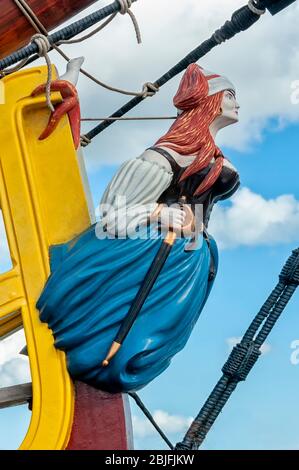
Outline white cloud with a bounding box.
[132,410,193,438]
[0,358,31,388]
[226,336,271,355]
[209,187,299,249]
[0,210,12,272]
[47,0,299,167]
[93,186,299,250]
[0,331,30,388]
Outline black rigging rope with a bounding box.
[175,248,299,450]
[0,1,295,146]
[82,0,266,144]
[126,249,299,450]
[0,0,296,452]
[80,0,296,145]
[0,0,138,71]
[128,392,174,450]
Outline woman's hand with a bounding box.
[159,206,186,230]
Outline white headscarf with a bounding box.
[200,67,236,96]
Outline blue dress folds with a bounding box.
[37,223,218,393]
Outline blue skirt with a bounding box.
[37,224,218,392]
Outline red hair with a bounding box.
[155,64,224,196]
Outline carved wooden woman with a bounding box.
[37,63,240,392]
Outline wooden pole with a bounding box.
[0,383,32,409]
[0,0,99,58]
[66,382,134,450]
[0,381,134,449]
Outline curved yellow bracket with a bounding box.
[0,66,91,449]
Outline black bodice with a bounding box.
[150,147,240,227]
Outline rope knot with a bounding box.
[222,341,261,381]
[141,82,159,98]
[31,33,54,112]
[213,27,228,45]
[31,33,51,56]
[116,0,141,44]
[80,134,91,148]
[117,0,133,15]
[247,0,266,16]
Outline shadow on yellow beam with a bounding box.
[0,65,92,449]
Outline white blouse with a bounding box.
[99,152,173,237]
[99,147,236,237]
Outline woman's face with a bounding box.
[221,90,240,123]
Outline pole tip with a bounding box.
[101,341,122,368]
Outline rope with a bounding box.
[7,0,157,99]
[4,0,151,98]
[175,248,299,450]
[57,0,141,46]
[80,134,91,147]
[247,0,266,15]
[118,0,133,13]
[81,0,271,145]
[74,69,158,98]
[13,0,45,32]
[117,0,142,44]
[141,82,160,98]
[56,13,117,46]
[51,46,158,98]
[81,116,176,121]
[30,34,54,112]
[0,57,29,78]
[0,0,47,79]
[81,115,173,142]
[128,392,174,450]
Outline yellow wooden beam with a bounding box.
[0,269,24,316]
[0,65,91,449]
[0,311,23,339]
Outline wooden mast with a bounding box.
[0,0,99,58]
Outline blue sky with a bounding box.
[1,122,298,451]
[82,123,299,450]
[0,0,299,450]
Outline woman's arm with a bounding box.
[98,151,174,237]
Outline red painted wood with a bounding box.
[66,381,134,450]
[0,0,99,58]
